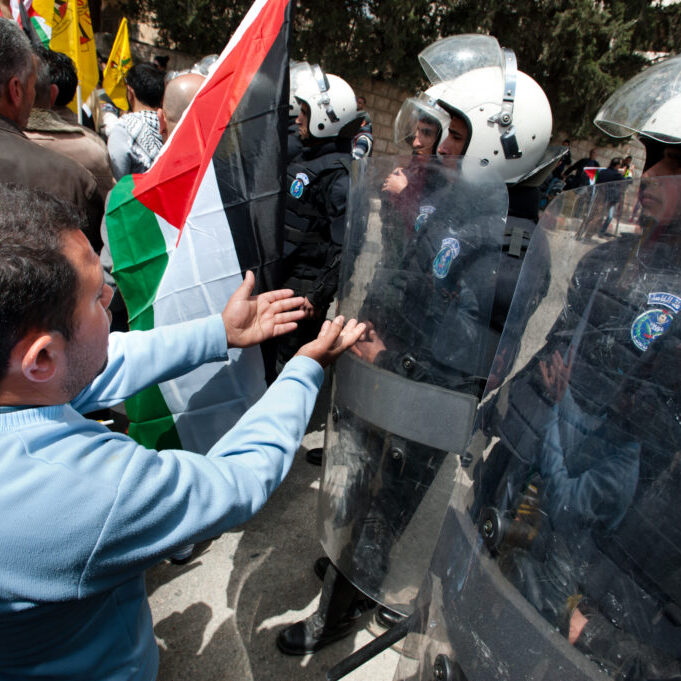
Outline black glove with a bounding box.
[577,604,681,681]
[499,533,581,634]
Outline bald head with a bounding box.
[159,73,205,141]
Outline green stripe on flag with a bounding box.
[106,175,182,450]
[32,19,49,48]
[107,175,170,331]
[127,388,183,450]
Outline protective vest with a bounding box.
[282,149,351,308]
[490,234,681,501]
[365,181,506,395]
[284,152,351,254]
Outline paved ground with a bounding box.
[146,375,401,681]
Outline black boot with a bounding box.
[276,612,356,655]
[305,447,323,465]
[313,556,331,581]
[277,563,373,655]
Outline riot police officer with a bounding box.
[413,54,681,681]
[277,34,560,657]
[277,66,364,372]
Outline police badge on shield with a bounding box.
[630,292,681,352]
[432,237,460,279]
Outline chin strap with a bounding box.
[311,64,339,123]
[488,48,522,160]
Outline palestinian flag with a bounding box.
[584,166,607,185]
[105,0,291,453]
[10,0,52,46]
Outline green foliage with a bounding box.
[116,0,676,137]
[426,0,648,137]
[116,0,252,55]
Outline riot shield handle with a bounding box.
[325,612,417,681]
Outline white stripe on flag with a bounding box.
[153,161,267,453]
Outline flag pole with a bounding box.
[77,84,83,124]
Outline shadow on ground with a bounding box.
[144,373,399,681]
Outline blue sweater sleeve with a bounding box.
[78,355,323,595]
[71,315,228,413]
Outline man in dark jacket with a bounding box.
[473,54,681,681]
[563,147,600,190]
[596,156,624,236]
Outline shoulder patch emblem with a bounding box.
[432,237,460,279]
[630,291,681,352]
[290,178,304,199]
[414,204,436,233]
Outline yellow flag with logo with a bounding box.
[102,18,132,111]
[49,0,99,111]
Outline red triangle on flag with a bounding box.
[132,0,290,234]
[583,167,606,184]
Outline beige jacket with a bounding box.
[0,116,104,251]
[25,108,115,200]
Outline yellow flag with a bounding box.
[49,0,99,112]
[102,18,132,111]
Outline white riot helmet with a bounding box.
[192,54,219,76]
[594,54,681,169]
[293,64,359,139]
[419,34,554,184]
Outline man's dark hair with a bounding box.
[40,49,78,107]
[609,157,622,169]
[32,45,53,108]
[0,184,83,381]
[125,63,165,108]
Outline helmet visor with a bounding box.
[418,34,505,85]
[594,55,681,143]
[290,61,316,95]
[393,96,450,151]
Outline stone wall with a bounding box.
[349,78,411,155]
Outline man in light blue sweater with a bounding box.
[0,183,364,680]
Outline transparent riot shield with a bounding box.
[395,176,681,681]
[318,155,508,613]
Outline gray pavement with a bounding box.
[146,375,401,681]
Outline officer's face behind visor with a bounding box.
[407,117,440,157]
[296,101,311,140]
[437,114,469,165]
[640,141,681,228]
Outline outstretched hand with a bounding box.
[539,349,573,404]
[296,316,366,368]
[350,321,386,364]
[382,167,408,196]
[222,271,306,348]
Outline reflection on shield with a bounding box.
[318,155,508,613]
[395,177,681,681]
